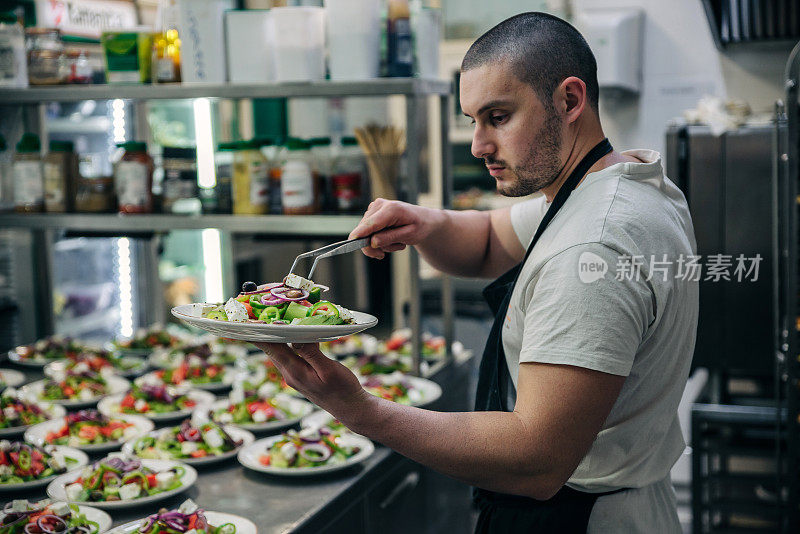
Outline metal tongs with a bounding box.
[288,236,371,280]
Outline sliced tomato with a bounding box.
[259,455,271,466]
[147,473,158,488]
[120,394,136,409]
[243,302,255,319]
[189,450,207,458]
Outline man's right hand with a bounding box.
[348,198,445,260]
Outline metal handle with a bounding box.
[378,471,420,510]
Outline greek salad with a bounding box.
[0,442,78,485]
[117,385,198,415]
[40,370,109,402]
[11,337,86,364]
[361,373,423,405]
[0,499,99,534]
[45,411,136,447]
[131,420,242,461]
[132,500,235,534]
[212,387,309,426]
[202,277,355,326]
[64,352,144,375]
[113,327,182,351]
[152,363,227,386]
[152,343,245,369]
[0,389,54,430]
[61,455,186,503]
[258,427,361,469]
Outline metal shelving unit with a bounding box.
[0,78,455,374]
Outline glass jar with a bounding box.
[232,140,269,215]
[61,49,92,84]
[13,133,43,212]
[26,28,65,85]
[0,12,27,88]
[44,140,79,212]
[330,136,366,213]
[162,146,199,213]
[213,142,235,214]
[76,177,115,213]
[114,141,154,213]
[281,138,317,215]
[309,137,333,212]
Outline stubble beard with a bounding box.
[494,110,564,197]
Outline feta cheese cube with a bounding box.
[99,367,116,379]
[139,373,162,387]
[68,436,81,447]
[118,482,140,500]
[257,382,278,399]
[381,371,405,387]
[284,274,315,292]
[298,427,321,442]
[35,340,48,351]
[0,465,12,476]
[181,441,198,455]
[106,452,127,460]
[134,399,148,412]
[51,502,71,516]
[78,388,94,400]
[155,471,175,490]
[2,387,17,399]
[224,298,249,323]
[179,499,198,514]
[216,412,233,423]
[2,407,15,420]
[229,388,245,404]
[0,440,10,452]
[48,452,66,471]
[65,482,83,501]
[187,355,202,367]
[12,500,29,512]
[280,442,297,462]
[335,305,354,322]
[203,429,223,448]
[408,389,424,404]
[71,362,89,375]
[251,410,267,423]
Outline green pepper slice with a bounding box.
[249,294,267,312]
[310,301,339,317]
[258,306,282,323]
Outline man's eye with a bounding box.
[491,114,508,125]
[470,118,476,125]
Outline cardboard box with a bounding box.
[101,30,153,84]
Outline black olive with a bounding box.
[242,281,257,292]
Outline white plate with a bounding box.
[0,402,66,438]
[0,503,112,533]
[106,511,256,534]
[7,349,62,368]
[47,459,197,510]
[97,390,216,423]
[25,414,155,454]
[0,368,26,389]
[44,358,149,380]
[208,397,315,433]
[365,375,443,408]
[172,303,378,343]
[122,425,255,466]
[0,445,89,491]
[134,368,236,394]
[238,433,374,476]
[300,410,352,434]
[20,376,131,408]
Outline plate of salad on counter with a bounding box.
[300,411,352,437]
[97,384,215,423]
[134,363,237,394]
[47,454,197,510]
[148,342,247,369]
[25,410,153,454]
[0,388,66,438]
[45,353,149,380]
[109,326,186,358]
[122,419,254,466]
[8,337,89,368]
[208,386,314,433]
[0,499,111,534]
[238,427,374,476]
[105,499,255,534]
[0,441,89,491]
[171,276,378,343]
[359,372,442,407]
[20,370,130,409]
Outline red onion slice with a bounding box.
[299,443,332,462]
[36,515,66,534]
[260,295,284,307]
[270,287,310,302]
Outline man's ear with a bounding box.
[555,76,588,125]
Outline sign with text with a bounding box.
[36,0,138,39]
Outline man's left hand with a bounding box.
[252,343,372,426]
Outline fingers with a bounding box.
[253,343,312,384]
[370,225,418,249]
[348,199,389,240]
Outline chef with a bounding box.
[257,12,698,533]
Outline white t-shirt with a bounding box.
[503,150,698,533]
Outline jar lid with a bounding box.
[309,137,331,146]
[16,133,41,153]
[117,141,147,153]
[342,136,358,146]
[0,12,18,24]
[163,146,196,159]
[285,137,310,151]
[49,140,74,152]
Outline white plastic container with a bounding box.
[0,13,27,87]
[324,0,380,80]
[177,0,233,83]
[270,7,326,83]
[225,9,276,84]
[413,7,440,79]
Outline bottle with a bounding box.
[114,141,154,214]
[281,138,317,215]
[266,140,285,215]
[331,136,366,213]
[0,12,27,87]
[44,140,79,212]
[13,133,44,213]
[213,142,235,214]
[387,0,412,77]
[309,137,332,212]
[232,140,269,215]
[62,49,92,84]
[161,146,199,213]
[151,0,181,84]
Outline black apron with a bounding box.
[473,138,623,534]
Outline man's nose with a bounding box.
[471,126,496,159]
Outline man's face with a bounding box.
[460,62,564,197]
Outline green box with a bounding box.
[101,31,153,84]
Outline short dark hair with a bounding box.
[461,12,600,111]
